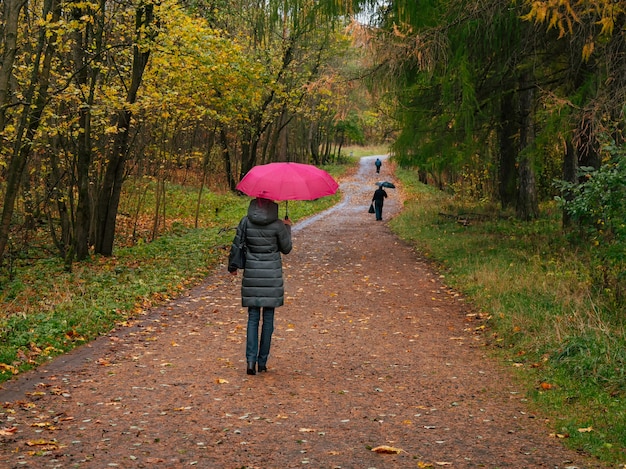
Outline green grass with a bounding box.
[342,144,390,158]
[389,167,626,465]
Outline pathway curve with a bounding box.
[0,156,605,468]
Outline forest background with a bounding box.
[0,0,625,465]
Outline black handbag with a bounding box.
[228,217,248,272]
[368,203,375,214]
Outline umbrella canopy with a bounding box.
[236,162,339,201]
[376,181,396,188]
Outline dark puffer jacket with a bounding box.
[234,198,292,308]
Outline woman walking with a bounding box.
[372,185,388,221]
[228,198,292,375]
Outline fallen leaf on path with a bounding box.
[299,428,315,432]
[371,445,404,454]
[30,422,56,430]
[216,378,229,384]
[25,439,58,447]
[435,462,453,466]
[0,427,17,436]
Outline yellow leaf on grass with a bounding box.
[371,445,404,454]
[0,363,18,374]
[578,426,593,433]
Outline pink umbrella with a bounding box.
[236,162,339,218]
[236,162,338,201]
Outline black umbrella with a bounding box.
[376,181,395,188]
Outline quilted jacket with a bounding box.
[235,198,292,307]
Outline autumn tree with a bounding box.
[0,0,61,262]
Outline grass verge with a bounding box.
[389,167,626,465]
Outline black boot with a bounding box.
[246,362,256,375]
[258,365,267,372]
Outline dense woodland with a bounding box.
[0,0,624,300]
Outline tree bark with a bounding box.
[515,74,538,221]
[72,0,105,261]
[561,138,577,228]
[220,127,237,191]
[498,91,518,209]
[0,0,27,131]
[94,1,154,256]
[0,0,59,262]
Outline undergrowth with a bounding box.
[389,167,626,465]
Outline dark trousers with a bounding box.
[374,201,383,220]
[246,307,275,365]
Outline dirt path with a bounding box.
[0,157,606,468]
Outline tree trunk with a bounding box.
[94,1,154,256]
[498,91,517,209]
[561,139,577,228]
[0,0,58,262]
[220,127,237,191]
[308,121,320,165]
[72,0,104,261]
[195,130,215,228]
[515,74,538,221]
[0,0,27,131]
[46,140,73,259]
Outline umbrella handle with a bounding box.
[284,200,289,220]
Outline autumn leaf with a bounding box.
[578,426,593,433]
[0,427,18,436]
[0,363,18,374]
[371,445,404,454]
[26,439,58,447]
[30,422,55,429]
[539,382,554,390]
[216,378,229,384]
